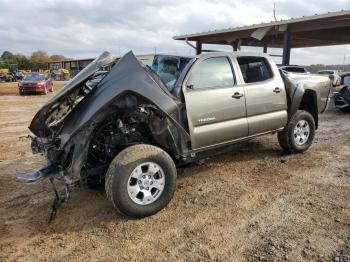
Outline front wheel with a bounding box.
[105,144,177,218]
[278,110,315,153]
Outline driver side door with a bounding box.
[183,55,248,150]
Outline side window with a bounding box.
[190,56,235,89]
[237,57,273,83]
[343,75,350,86]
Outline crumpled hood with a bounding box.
[29,51,185,148]
[29,51,116,136]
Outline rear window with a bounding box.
[237,57,273,83]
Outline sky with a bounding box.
[0,0,349,65]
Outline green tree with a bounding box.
[14,54,30,70]
[30,50,50,70]
[1,51,15,65]
[1,51,14,61]
[0,58,5,68]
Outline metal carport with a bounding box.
[173,10,350,65]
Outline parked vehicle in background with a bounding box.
[18,73,53,95]
[50,67,70,81]
[14,72,24,81]
[0,72,15,82]
[317,70,341,86]
[280,65,310,74]
[17,51,331,220]
[334,72,350,111]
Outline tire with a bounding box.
[278,110,315,153]
[105,144,177,218]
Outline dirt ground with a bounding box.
[0,81,349,262]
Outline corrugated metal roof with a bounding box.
[173,9,350,40]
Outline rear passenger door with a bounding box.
[183,55,248,150]
[236,56,288,135]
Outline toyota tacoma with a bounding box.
[17,51,331,220]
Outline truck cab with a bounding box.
[180,52,288,150]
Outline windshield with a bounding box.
[151,55,192,91]
[23,73,46,81]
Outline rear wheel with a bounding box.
[105,144,177,218]
[278,110,315,153]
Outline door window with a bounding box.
[237,57,273,83]
[190,56,235,89]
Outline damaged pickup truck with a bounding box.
[17,51,331,220]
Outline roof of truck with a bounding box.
[195,51,270,59]
[136,53,193,58]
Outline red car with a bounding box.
[18,73,53,95]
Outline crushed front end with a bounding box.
[16,51,190,221]
[17,52,116,185]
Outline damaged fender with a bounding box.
[57,51,189,148]
[20,51,190,183]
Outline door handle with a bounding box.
[273,87,282,93]
[232,92,244,99]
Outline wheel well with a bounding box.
[81,95,180,183]
[299,90,318,129]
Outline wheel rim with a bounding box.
[127,162,165,205]
[293,120,310,146]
